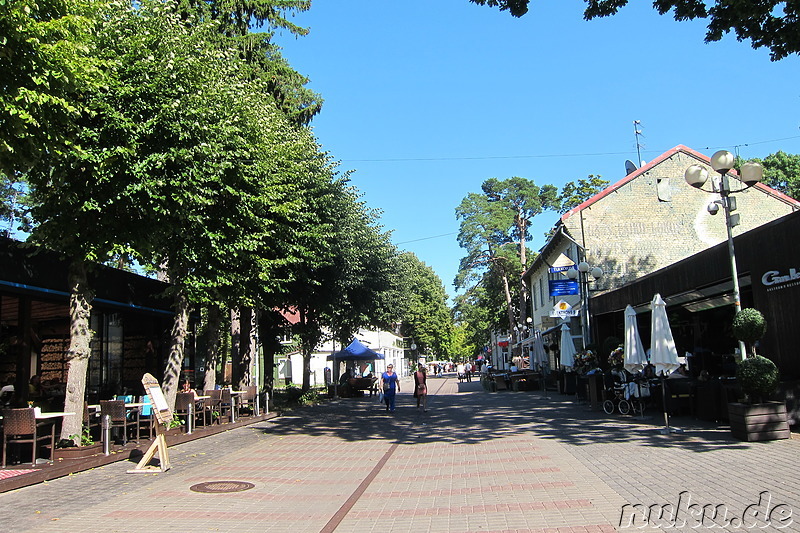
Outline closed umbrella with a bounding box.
[532,330,547,369]
[649,294,680,375]
[623,305,647,374]
[624,304,648,419]
[650,293,682,434]
[559,322,577,370]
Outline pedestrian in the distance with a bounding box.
[414,364,428,412]
[380,364,400,413]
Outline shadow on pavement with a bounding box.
[258,379,755,454]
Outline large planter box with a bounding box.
[53,442,104,461]
[728,401,790,442]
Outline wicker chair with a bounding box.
[136,398,156,440]
[220,388,235,422]
[237,386,258,416]
[99,400,137,444]
[203,390,222,424]
[1,408,56,467]
[174,392,201,431]
[83,401,102,443]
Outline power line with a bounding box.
[341,135,800,163]
[395,232,457,245]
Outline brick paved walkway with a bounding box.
[2,375,798,532]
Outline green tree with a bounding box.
[395,252,454,359]
[469,0,800,60]
[0,0,107,175]
[558,175,609,213]
[174,0,323,125]
[455,177,557,351]
[750,151,800,201]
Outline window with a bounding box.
[657,177,672,201]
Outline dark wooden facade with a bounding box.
[0,238,185,405]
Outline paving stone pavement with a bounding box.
[1,375,798,533]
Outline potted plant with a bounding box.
[162,416,184,437]
[53,426,102,460]
[727,309,790,441]
[732,308,767,358]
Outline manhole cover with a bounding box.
[190,481,255,493]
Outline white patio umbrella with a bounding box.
[649,294,680,375]
[532,330,547,369]
[623,305,647,374]
[559,322,577,370]
[650,293,682,434]
[532,330,549,397]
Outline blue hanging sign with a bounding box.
[548,265,575,273]
[549,279,579,296]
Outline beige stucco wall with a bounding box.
[562,150,798,290]
[525,147,799,340]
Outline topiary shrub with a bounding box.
[732,308,767,357]
[736,355,779,403]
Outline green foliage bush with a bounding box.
[732,308,767,345]
[736,355,779,402]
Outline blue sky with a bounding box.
[273,0,800,297]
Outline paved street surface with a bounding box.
[1,376,798,532]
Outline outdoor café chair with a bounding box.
[203,390,222,424]
[220,388,235,422]
[237,386,258,416]
[175,392,204,430]
[83,401,101,442]
[1,408,56,467]
[136,397,155,440]
[99,400,137,445]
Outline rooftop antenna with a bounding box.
[633,120,645,166]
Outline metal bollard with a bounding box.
[254,394,260,417]
[186,403,193,434]
[102,414,111,456]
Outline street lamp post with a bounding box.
[566,262,603,347]
[685,150,764,360]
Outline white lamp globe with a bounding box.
[684,165,708,188]
[740,161,764,186]
[590,266,603,279]
[710,150,735,173]
[566,268,578,279]
[577,261,590,273]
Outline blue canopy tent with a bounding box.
[328,338,384,398]
[327,337,385,362]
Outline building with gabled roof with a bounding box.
[523,145,800,361]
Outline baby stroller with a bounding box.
[602,373,632,415]
[602,370,650,415]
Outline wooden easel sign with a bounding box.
[128,373,173,473]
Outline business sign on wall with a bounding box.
[761,269,800,292]
[549,279,579,296]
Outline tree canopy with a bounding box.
[469,0,800,60]
[751,151,800,201]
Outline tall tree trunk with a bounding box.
[299,308,312,392]
[500,268,515,341]
[230,306,241,386]
[162,288,189,410]
[236,306,254,390]
[517,216,528,356]
[202,303,222,392]
[60,259,93,443]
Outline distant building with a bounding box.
[285,328,406,387]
